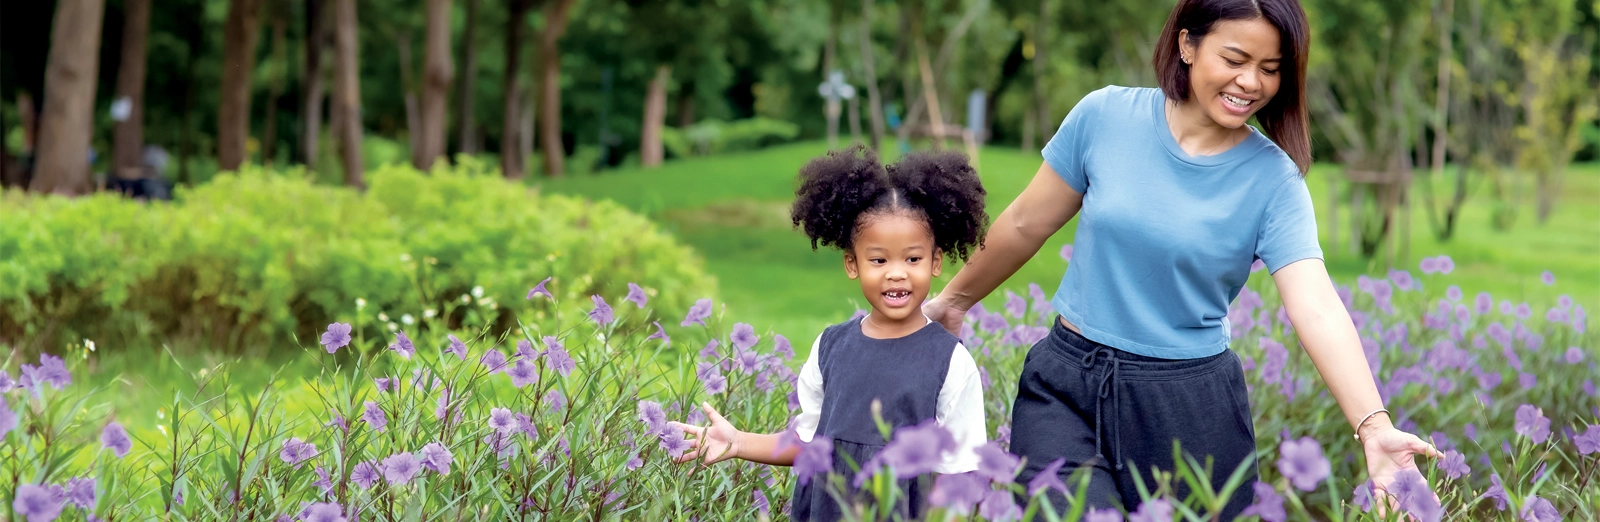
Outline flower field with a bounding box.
[2,254,1595,521]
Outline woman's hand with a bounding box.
[1363,423,1444,508]
[923,294,970,336]
[670,402,742,466]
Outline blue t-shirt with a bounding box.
[1044,86,1321,359]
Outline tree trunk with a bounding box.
[112,0,151,181]
[520,81,535,170]
[398,33,422,167]
[302,0,327,166]
[333,0,364,187]
[538,0,577,177]
[417,0,453,170]
[219,0,263,172]
[1032,0,1052,139]
[641,65,670,168]
[261,15,287,166]
[823,6,839,148]
[31,0,106,195]
[501,0,529,179]
[676,81,696,128]
[454,0,479,155]
[859,0,885,151]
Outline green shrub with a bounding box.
[662,117,801,159]
[0,160,715,354]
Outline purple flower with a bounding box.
[1060,243,1074,261]
[389,331,415,359]
[682,298,714,327]
[446,334,468,360]
[973,442,1021,483]
[794,436,834,486]
[489,408,519,434]
[13,484,65,522]
[373,377,393,393]
[1482,473,1509,511]
[1419,257,1439,274]
[63,477,94,510]
[625,453,644,470]
[419,442,452,475]
[703,374,727,395]
[20,353,72,391]
[588,295,614,326]
[877,419,956,479]
[1390,469,1441,522]
[1085,509,1124,522]
[0,397,15,441]
[382,452,422,485]
[1522,496,1559,522]
[1240,481,1286,522]
[637,401,667,430]
[1352,481,1375,512]
[1436,255,1454,274]
[647,321,669,342]
[1027,457,1068,496]
[507,360,539,388]
[1475,292,1493,315]
[1514,404,1551,443]
[526,277,553,300]
[751,488,770,515]
[481,349,508,373]
[1128,499,1174,522]
[1567,347,1585,364]
[979,311,1009,334]
[978,490,1022,522]
[773,335,794,359]
[698,339,720,360]
[1250,258,1266,273]
[312,465,334,495]
[321,323,352,353]
[301,502,347,522]
[361,401,387,432]
[625,283,648,308]
[542,338,575,377]
[1277,436,1331,491]
[928,472,987,514]
[1540,270,1555,285]
[351,461,380,489]
[1389,269,1415,291]
[1004,290,1027,318]
[658,426,692,458]
[1574,425,1600,455]
[1437,450,1468,479]
[545,390,567,412]
[279,438,319,467]
[101,422,132,458]
[731,323,759,350]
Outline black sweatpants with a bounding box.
[1010,318,1259,519]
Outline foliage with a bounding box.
[2,259,1596,520]
[0,160,714,354]
[660,117,802,159]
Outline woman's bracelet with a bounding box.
[1353,408,1390,443]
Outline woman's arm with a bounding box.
[1273,259,1443,488]
[927,161,1084,333]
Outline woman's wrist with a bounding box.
[1356,411,1393,443]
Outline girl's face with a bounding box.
[844,212,942,335]
[1180,17,1283,130]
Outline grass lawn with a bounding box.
[539,141,1600,348]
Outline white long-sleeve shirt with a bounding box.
[791,321,988,474]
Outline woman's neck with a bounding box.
[1166,99,1248,157]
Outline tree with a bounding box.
[501,0,531,179]
[261,8,289,165]
[640,64,670,167]
[859,0,887,151]
[536,0,578,177]
[112,0,152,181]
[302,0,329,166]
[416,0,454,170]
[30,0,106,195]
[454,0,481,154]
[219,0,264,172]
[333,0,364,187]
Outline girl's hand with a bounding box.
[670,402,742,466]
[923,294,969,336]
[1363,425,1444,510]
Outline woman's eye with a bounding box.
[1262,68,1279,75]
[1224,59,1243,67]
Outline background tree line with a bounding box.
[1,0,1596,258]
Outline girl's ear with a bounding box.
[843,251,860,280]
[931,247,943,277]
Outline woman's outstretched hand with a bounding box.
[669,402,742,466]
[1363,424,1445,511]
[923,294,969,336]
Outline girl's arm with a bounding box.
[670,403,801,466]
[926,162,1083,333]
[1273,259,1443,490]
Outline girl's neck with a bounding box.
[1166,98,1248,156]
[860,311,929,340]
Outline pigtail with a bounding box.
[790,145,890,253]
[887,150,989,263]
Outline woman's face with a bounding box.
[1180,17,1283,129]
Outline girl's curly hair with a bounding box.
[790,146,989,262]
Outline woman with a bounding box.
[922,0,1441,517]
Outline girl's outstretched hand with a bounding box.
[670,402,742,466]
[923,294,969,336]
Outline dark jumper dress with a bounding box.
[790,317,960,521]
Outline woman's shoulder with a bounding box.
[1077,85,1161,112]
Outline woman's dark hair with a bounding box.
[790,146,988,262]
[1152,0,1312,175]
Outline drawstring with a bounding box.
[1081,347,1124,471]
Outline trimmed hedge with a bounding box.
[0,159,715,353]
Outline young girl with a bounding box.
[670,147,991,520]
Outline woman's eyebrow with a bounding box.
[1222,45,1282,63]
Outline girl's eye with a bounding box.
[907,257,922,263]
[870,259,886,265]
